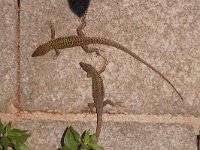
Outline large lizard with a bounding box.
[79,59,116,142]
[32,16,183,101]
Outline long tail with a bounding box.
[87,37,183,101]
[96,113,102,142]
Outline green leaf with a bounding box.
[69,126,81,143]
[88,143,104,150]
[63,127,78,149]
[0,136,9,149]
[13,144,21,150]
[60,146,76,150]
[0,120,5,134]
[5,122,12,132]
[8,133,31,144]
[83,130,90,143]
[14,143,29,150]
[7,129,27,136]
[6,128,30,144]
[7,128,30,139]
[89,134,97,144]
[83,130,97,144]
[64,127,74,145]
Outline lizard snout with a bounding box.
[32,46,47,57]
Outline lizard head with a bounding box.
[79,62,93,72]
[79,62,96,77]
[32,45,48,57]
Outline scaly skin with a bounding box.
[32,35,183,101]
[79,62,104,142]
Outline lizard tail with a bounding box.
[96,113,102,142]
[87,37,183,101]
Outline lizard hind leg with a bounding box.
[103,99,116,107]
[81,45,101,56]
[85,100,117,114]
[82,103,96,116]
[88,102,96,113]
[47,21,60,58]
[82,102,95,118]
[77,13,87,37]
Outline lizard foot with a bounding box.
[53,50,60,60]
[47,20,60,59]
[82,106,94,118]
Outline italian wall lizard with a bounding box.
[32,16,183,101]
[79,59,116,142]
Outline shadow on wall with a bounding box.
[68,0,90,17]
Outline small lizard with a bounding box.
[79,60,116,142]
[32,16,183,101]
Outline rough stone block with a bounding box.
[21,0,200,115]
[0,0,17,112]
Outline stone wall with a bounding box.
[0,0,199,149]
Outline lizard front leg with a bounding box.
[98,53,108,74]
[47,21,60,58]
[77,14,105,55]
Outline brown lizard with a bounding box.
[79,59,116,142]
[32,16,183,101]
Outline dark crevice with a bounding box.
[197,133,200,150]
[15,0,21,110]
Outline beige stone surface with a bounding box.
[14,120,195,150]
[21,0,200,115]
[0,0,200,149]
[0,0,17,112]
[101,122,196,150]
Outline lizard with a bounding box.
[32,15,183,101]
[79,59,116,142]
